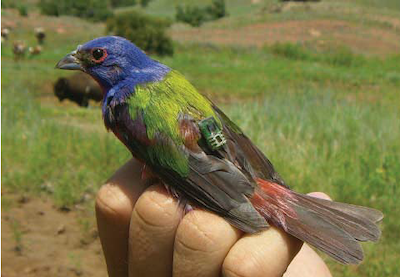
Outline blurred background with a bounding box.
[1,0,399,276]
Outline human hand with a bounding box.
[96,158,332,277]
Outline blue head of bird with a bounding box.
[56,36,170,93]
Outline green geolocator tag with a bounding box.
[198,117,227,150]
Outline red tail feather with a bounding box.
[251,178,297,231]
[251,178,382,264]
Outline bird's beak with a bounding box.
[55,52,83,70]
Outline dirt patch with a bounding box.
[171,19,400,55]
[1,192,107,277]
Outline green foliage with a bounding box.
[140,0,152,8]
[325,46,365,67]
[206,0,227,20]
[18,5,28,17]
[175,0,227,27]
[110,0,136,8]
[38,0,112,22]
[38,0,59,16]
[270,43,310,61]
[106,10,173,56]
[175,5,206,27]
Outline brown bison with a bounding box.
[54,72,103,107]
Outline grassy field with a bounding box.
[2,1,400,276]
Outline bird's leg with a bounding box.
[183,203,194,214]
[141,163,158,180]
[176,196,195,218]
[162,183,195,216]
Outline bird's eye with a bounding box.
[91,48,107,62]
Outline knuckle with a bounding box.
[133,188,179,229]
[223,267,247,277]
[175,212,228,254]
[95,183,132,218]
[223,254,263,277]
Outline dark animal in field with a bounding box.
[13,41,26,61]
[34,27,46,44]
[29,45,42,56]
[54,73,103,107]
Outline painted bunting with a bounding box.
[56,36,382,264]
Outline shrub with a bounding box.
[38,0,112,22]
[175,0,227,27]
[206,0,227,20]
[106,10,174,56]
[38,0,59,16]
[18,5,28,17]
[140,0,152,8]
[110,0,136,8]
[176,5,206,27]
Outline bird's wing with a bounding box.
[110,103,268,233]
[176,113,269,232]
[211,103,288,188]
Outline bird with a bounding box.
[56,36,382,264]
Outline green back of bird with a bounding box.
[127,70,219,176]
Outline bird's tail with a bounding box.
[251,178,383,264]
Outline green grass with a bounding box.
[1,77,130,206]
[354,0,400,11]
[225,94,400,276]
[161,43,400,103]
[2,1,400,276]
[10,219,24,253]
